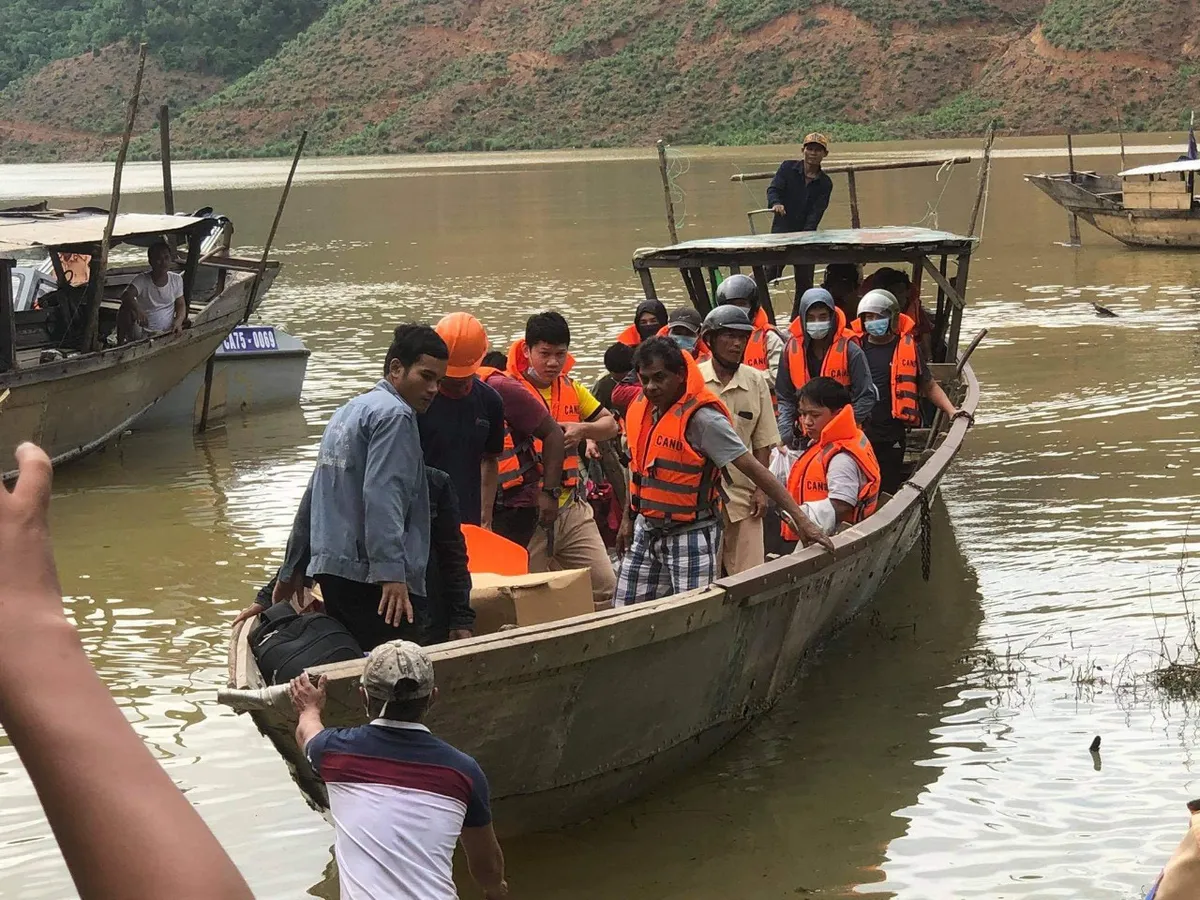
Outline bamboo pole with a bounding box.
[730,155,972,182]
[159,104,175,215]
[966,123,995,238]
[243,131,305,324]
[200,131,307,432]
[847,168,861,228]
[1064,132,1081,247]
[656,140,679,244]
[1116,112,1127,172]
[86,42,148,353]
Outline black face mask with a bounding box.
[637,322,661,340]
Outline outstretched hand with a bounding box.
[0,443,61,636]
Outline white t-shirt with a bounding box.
[130,271,183,332]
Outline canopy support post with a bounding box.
[751,266,776,326]
[0,258,16,373]
[86,42,147,353]
[656,140,679,244]
[847,168,861,228]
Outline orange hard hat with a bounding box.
[436,312,488,378]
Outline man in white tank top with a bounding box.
[117,241,186,343]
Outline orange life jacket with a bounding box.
[477,366,542,498]
[783,307,852,389]
[742,307,776,371]
[782,404,881,540]
[616,324,641,347]
[655,324,711,363]
[506,340,581,491]
[626,354,731,525]
[850,313,921,426]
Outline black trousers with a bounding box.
[316,574,427,651]
[869,432,908,496]
[492,505,540,549]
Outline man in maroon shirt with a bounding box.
[477,340,567,548]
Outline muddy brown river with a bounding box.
[2,134,1199,898]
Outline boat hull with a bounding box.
[132,326,309,431]
[225,363,978,836]
[1078,209,1200,248]
[0,268,276,479]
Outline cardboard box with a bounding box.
[470,568,593,635]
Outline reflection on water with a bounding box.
[1,137,1199,898]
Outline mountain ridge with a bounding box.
[0,0,1196,163]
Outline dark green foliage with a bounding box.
[0,0,339,90]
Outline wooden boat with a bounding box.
[1026,159,1200,248]
[0,208,279,477]
[219,226,981,837]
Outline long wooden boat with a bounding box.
[0,209,279,477]
[1026,158,1200,248]
[220,226,980,837]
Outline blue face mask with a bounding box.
[864,318,891,337]
[672,334,698,353]
[805,320,833,340]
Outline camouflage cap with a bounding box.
[803,132,830,151]
[361,640,435,702]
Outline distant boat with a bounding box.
[1026,158,1200,249]
[0,207,281,478]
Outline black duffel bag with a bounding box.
[249,602,364,685]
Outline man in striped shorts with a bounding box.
[613,336,832,606]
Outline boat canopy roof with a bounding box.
[1118,159,1200,178]
[633,226,976,269]
[0,210,213,254]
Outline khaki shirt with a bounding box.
[698,359,781,523]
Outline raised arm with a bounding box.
[0,444,254,900]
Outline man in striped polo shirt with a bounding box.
[289,642,507,900]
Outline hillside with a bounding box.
[1,0,1199,162]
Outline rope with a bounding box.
[665,146,690,231]
[912,158,958,231]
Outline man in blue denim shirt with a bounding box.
[274,324,449,650]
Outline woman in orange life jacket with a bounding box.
[613,337,833,607]
[776,287,875,448]
[852,289,972,495]
[508,311,621,609]
[711,273,785,376]
[782,377,882,541]
[614,299,668,347]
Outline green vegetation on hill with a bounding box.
[0,0,338,90]
[3,0,1199,162]
[1040,0,1160,51]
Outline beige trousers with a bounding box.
[720,512,765,576]
[527,497,616,610]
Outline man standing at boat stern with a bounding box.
[290,642,508,900]
[767,132,834,305]
[698,306,780,575]
[276,324,449,650]
[614,337,832,606]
